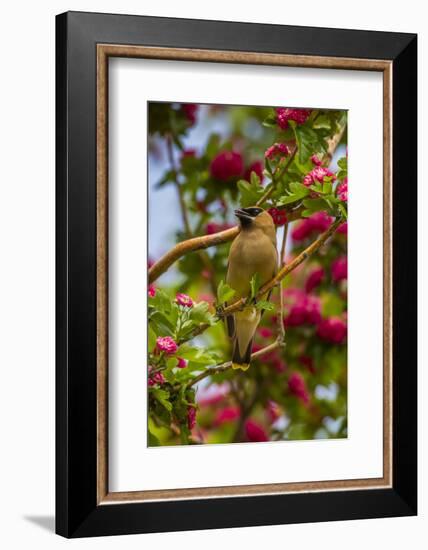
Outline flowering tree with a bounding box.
[148,103,348,445]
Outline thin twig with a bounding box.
[166,135,192,235]
[278,223,289,339]
[188,339,284,387]
[219,218,342,317]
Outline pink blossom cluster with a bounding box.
[175,292,193,308]
[148,367,166,387]
[268,207,288,227]
[316,317,347,344]
[331,256,348,282]
[337,177,348,201]
[148,284,156,297]
[156,336,178,354]
[265,142,290,160]
[176,357,188,369]
[291,212,333,242]
[244,419,268,442]
[210,151,243,181]
[214,406,240,426]
[305,267,325,293]
[276,107,311,130]
[303,166,336,188]
[181,103,198,125]
[311,154,322,166]
[283,288,322,327]
[288,372,310,404]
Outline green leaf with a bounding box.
[277,181,309,206]
[255,300,275,312]
[337,157,347,170]
[151,388,172,412]
[250,273,261,300]
[237,178,264,207]
[189,301,214,324]
[313,114,331,130]
[262,114,277,128]
[217,280,236,304]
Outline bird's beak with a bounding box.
[234,208,253,223]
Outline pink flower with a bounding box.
[245,419,269,442]
[210,151,243,181]
[258,326,274,339]
[303,166,336,188]
[337,222,348,235]
[148,368,166,387]
[148,284,156,297]
[156,336,178,354]
[205,222,233,235]
[214,406,240,426]
[175,293,193,308]
[291,212,333,242]
[182,103,198,125]
[176,357,188,369]
[283,289,321,327]
[268,207,288,226]
[305,267,325,293]
[266,400,281,423]
[288,372,310,404]
[337,177,348,201]
[317,317,347,344]
[331,257,348,282]
[265,142,290,160]
[276,108,311,130]
[311,154,322,166]
[187,406,197,430]
[244,160,264,182]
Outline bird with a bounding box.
[225,206,278,371]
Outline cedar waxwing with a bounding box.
[226,206,278,370]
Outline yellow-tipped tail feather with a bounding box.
[232,362,250,371]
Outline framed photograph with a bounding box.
[56,11,417,538]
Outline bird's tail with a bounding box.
[231,338,253,371]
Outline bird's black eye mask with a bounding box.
[234,207,263,227]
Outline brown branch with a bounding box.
[220,218,342,317]
[188,339,284,388]
[148,207,306,284]
[149,226,239,283]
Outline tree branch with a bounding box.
[188,339,284,388]
[219,218,342,317]
[148,208,307,284]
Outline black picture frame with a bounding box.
[56,11,417,538]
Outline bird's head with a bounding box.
[234,206,272,228]
[234,206,276,243]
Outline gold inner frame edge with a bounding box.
[96,44,393,504]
